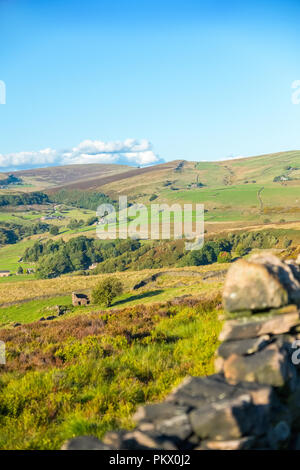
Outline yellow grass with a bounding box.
[0,264,226,305]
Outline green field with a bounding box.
[0,239,36,272]
[0,205,98,273]
[0,295,71,325]
[0,296,221,449]
[1,152,300,449]
[0,274,223,326]
[165,183,300,207]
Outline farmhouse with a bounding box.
[72,292,90,306]
[0,270,10,277]
[89,263,98,270]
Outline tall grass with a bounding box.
[0,297,222,449]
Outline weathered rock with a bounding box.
[223,255,300,312]
[285,260,300,283]
[214,356,224,373]
[133,403,191,441]
[287,381,300,428]
[55,305,67,316]
[122,430,177,450]
[165,375,237,408]
[217,335,270,359]
[267,421,290,449]
[223,344,290,387]
[165,374,274,415]
[189,394,254,440]
[133,403,188,423]
[223,258,289,312]
[102,431,125,449]
[199,436,255,450]
[236,382,274,406]
[61,436,111,450]
[156,413,192,441]
[219,310,300,341]
[139,422,156,432]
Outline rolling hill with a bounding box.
[73,150,300,230]
[3,149,300,191]
[2,150,300,231]
[8,163,132,191]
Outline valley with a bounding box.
[1,150,300,449]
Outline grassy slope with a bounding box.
[0,296,221,449]
[2,151,300,449]
[4,163,131,192]
[98,151,300,226]
[0,276,224,326]
[0,239,37,272]
[0,263,225,305]
[3,151,300,234]
[0,205,97,272]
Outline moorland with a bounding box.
[1,150,300,448]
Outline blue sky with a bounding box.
[1,0,300,169]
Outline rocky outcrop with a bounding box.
[61,255,300,450]
[223,254,300,312]
[39,305,68,322]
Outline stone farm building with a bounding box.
[0,270,10,278]
[89,263,98,270]
[72,292,90,306]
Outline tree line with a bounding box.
[0,192,50,207]
[50,189,115,211]
[0,221,50,246]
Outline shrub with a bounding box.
[91,277,124,307]
[217,251,231,263]
[283,238,292,248]
[235,244,249,257]
[49,225,59,236]
[181,239,232,267]
[87,216,98,226]
[67,219,84,229]
[149,194,158,201]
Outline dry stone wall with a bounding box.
[62,254,300,450]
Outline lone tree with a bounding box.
[49,225,59,236]
[91,277,123,307]
[17,265,24,274]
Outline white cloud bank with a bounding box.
[0,139,163,171]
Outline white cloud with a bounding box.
[0,139,162,171]
[0,148,58,168]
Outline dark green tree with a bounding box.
[49,225,59,236]
[91,277,123,307]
